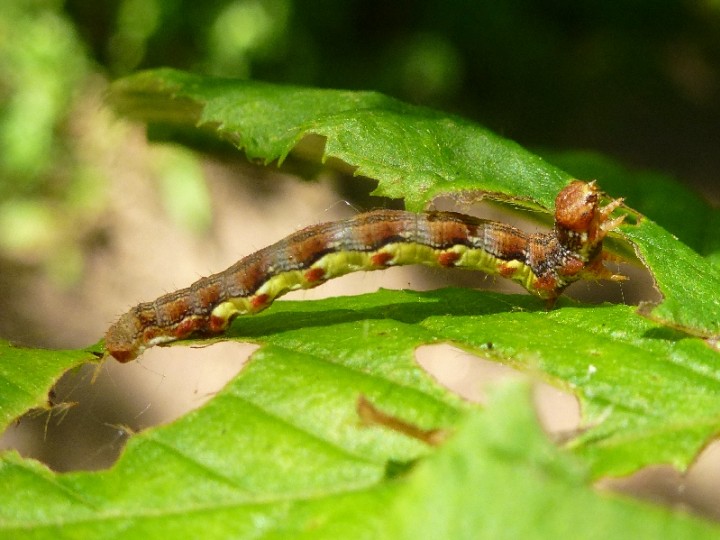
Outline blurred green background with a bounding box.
[2,0,719,284]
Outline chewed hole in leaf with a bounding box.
[415,343,581,436]
[598,440,720,522]
[533,383,582,435]
[0,341,255,472]
[415,343,521,404]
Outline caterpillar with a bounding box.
[105,181,625,362]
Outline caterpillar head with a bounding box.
[554,180,624,259]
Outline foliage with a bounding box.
[1,71,719,537]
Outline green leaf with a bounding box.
[109,68,570,210]
[388,381,718,540]
[2,376,717,538]
[0,307,456,537]
[228,288,720,477]
[626,222,720,338]
[0,340,97,428]
[6,289,720,533]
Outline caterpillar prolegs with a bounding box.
[105,181,625,362]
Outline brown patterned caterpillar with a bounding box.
[106,181,625,362]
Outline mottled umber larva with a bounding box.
[106,181,625,362]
